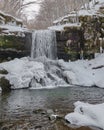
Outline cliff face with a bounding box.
[0,11,32,62]
[49,0,104,61]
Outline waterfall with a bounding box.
[29,30,68,89]
[31,30,57,59]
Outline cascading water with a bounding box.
[31,30,57,59]
[30,29,68,89]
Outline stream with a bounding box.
[0,86,104,130]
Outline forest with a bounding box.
[0,0,96,29]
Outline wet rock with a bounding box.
[46,109,54,115]
[33,109,46,115]
[0,77,11,93]
[46,109,63,122]
[35,125,42,129]
[0,69,8,75]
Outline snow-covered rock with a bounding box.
[0,53,104,89]
[0,57,67,89]
[65,101,104,129]
[0,10,29,36]
[58,53,104,88]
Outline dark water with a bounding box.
[0,86,104,130]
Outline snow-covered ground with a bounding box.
[65,101,104,129]
[0,53,104,90]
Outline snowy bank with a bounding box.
[58,53,104,88]
[0,57,67,89]
[65,101,104,129]
[0,53,104,89]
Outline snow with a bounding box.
[0,57,67,89]
[0,57,45,89]
[0,24,28,33]
[0,53,104,89]
[48,23,81,31]
[57,53,104,88]
[65,101,104,129]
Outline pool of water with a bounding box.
[0,86,104,130]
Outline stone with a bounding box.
[0,77,11,93]
[33,109,46,114]
[0,69,8,74]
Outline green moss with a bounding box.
[64,26,81,32]
[0,35,25,50]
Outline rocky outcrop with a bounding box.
[0,11,32,62]
[51,0,104,61]
[56,26,84,61]
[56,15,104,61]
[0,32,32,62]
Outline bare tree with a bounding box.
[0,0,23,18]
[33,0,88,29]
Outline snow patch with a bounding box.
[65,101,104,129]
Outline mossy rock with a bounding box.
[0,35,25,50]
[64,26,81,32]
[0,77,11,92]
[83,52,95,59]
[67,51,80,61]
